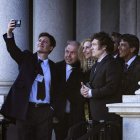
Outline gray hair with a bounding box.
[65,40,80,51]
[67,40,80,46]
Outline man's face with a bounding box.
[64,44,78,65]
[111,36,119,55]
[91,39,105,60]
[83,41,92,59]
[36,36,53,54]
[118,39,134,62]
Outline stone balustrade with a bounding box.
[107,84,140,140]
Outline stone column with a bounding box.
[0,0,29,118]
[120,0,137,35]
[106,85,140,140]
[33,0,74,62]
[76,0,120,42]
[137,0,140,43]
[76,0,101,42]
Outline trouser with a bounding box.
[54,113,71,140]
[16,103,53,140]
[54,113,87,140]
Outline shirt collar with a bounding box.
[126,55,136,67]
[66,64,73,71]
[37,55,49,66]
[97,53,108,62]
[114,54,118,58]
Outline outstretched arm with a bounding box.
[3,19,25,65]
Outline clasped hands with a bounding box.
[80,82,90,98]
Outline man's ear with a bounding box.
[102,45,107,50]
[130,47,136,53]
[49,46,54,51]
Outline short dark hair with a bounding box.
[111,32,121,44]
[91,31,114,53]
[120,34,139,55]
[38,32,56,48]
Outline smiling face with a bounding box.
[83,41,92,59]
[118,39,135,62]
[36,36,53,54]
[64,44,78,66]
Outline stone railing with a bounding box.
[107,82,140,140]
[0,81,13,119]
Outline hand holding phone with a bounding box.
[12,20,21,27]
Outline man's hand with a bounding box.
[80,82,90,98]
[7,19,16,37]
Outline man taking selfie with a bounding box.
[1,19,60,140]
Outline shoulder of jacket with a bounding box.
[23,50,32,54]
[49,59,55,64]
[56,60,65,66]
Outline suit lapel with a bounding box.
[62,61,67,84]
[58,60,67,85]
[33,52,39,71]
[90,54,111,83]
[122,57,136,90]
[122,67,133,91]
[90,64,96,81]
[48,59,53,79]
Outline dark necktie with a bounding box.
[37,59,46,101]
[71,67,76,71]
[94,62,100,72]
[124,64,128,73]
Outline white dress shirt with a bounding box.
[29,55,51,103]
[125,55,136,69]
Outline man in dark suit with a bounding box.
[111,32,125,68]
[54,41,86,140]
[1,19,60,140]
[118,34,140,95]
[81,32,122,140]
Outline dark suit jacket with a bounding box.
[55,60,85,125]
[1,34,60,123]
[89,54,122,121]
[116,54,125,68]
[122,56,140,95]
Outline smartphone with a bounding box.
[86,82,92,89]
[12,20,21,27]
